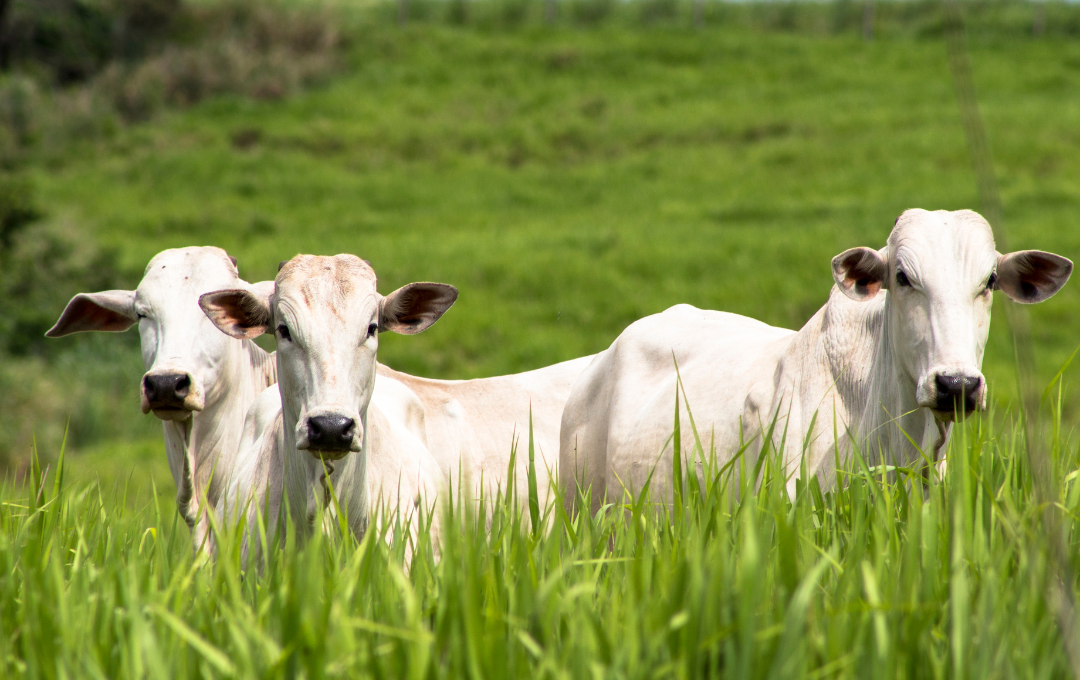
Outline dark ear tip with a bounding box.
[278,260,288,272]
[229,255,238,268]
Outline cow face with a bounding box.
[200,255,457,459]
[833,209,1072,421]
[46,247,257,421]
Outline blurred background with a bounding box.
[1,0,1078,495]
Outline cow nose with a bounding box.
[306,415,356,452]
[143,372,192,408]
[934,374,982,414]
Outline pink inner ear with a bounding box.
[851,278,881,297]
[999,251,1073,303]
[46,295,136,337]
[199,290,270,339]
[834,248,886,299]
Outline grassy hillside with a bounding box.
[26,21,1080,466]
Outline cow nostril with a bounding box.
[934,373,982,413]
[936,374,981,395]
[307,415,356,451]
[144,373,193,408]
[174,374,190,397]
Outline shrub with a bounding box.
[7,0,188,85]
[570,0,616,25]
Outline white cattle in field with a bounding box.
[376,356,593,514]
[560,209,1073,512]
[45,247,277,548]
[200,254,455,550]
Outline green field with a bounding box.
[19,16,1080,460]
[4,6,1080,676]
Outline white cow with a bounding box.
[200,254,455,551]
[376,356,594,515]
[45,247,277,547]
[560,209,1073,512]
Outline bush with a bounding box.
[0,172,144,467]
[0,1,347,163]
[7,0,188,85]
[0,174,125,357]
[569,0,616,25]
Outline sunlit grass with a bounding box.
[3,387,1078,678]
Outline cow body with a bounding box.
[561,210,1073,513]
[377,356,593,512]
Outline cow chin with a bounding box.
[152,407,195,422]
[305,447,352,462]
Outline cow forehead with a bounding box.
[888,209,997,276]
[139,246,240,300]
[274,254,378,320]
[276,255,376,304]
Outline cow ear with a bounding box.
[379,282,458,335]
[996,250,1073,304]
[832,247,888,301]
[199,288,272,339]
[45,290,137,337]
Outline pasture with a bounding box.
[4,5,1080,677]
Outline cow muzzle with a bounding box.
[296,410,363,460]
[141,370,205,420]
[917,368,986,421]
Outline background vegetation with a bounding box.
[4,0,1080,469]
[3,1,1080,674]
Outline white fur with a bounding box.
[560,209,1072,512]
[47,247,276,548]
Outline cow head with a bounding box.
[833,209,1072,421]
[199,254,457,459]
[46,247,266,421]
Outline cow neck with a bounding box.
[163,338,277,538]
[813,286,937,471]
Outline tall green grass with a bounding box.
[4,389,1078,678]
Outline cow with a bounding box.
[199,254,456,552]
[45,247,277,548]
[376,356,594,516]
[560,209,1073,513]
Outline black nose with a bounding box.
[143,373,191,409]
[307,415,356,451]
[934,374,982,413]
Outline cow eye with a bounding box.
[895,270,911,287]
[986,272,998,291]
[277,324,292,342]
[367,323,379,339]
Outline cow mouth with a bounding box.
[304,446,351,461]
[150,405,195,421]
[928,398,979,422]
[929,407,975,423]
